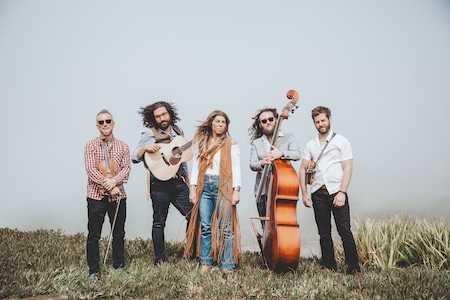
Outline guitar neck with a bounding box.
[180,140,193,152]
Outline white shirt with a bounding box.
[302,130,352,194]
[190,144,241,189]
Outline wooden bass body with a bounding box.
[262,159,300,272]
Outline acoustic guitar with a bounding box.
[144,135,193,180]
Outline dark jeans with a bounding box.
[86,197,126,275]
[256,194,267,227]
[150,178,192,263]
[311,189,360,273]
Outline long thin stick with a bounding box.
[250,216,269,268]
[104,198,121,265]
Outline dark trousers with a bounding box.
[86,197,126,275]
[256,194,267,227]
[150,178,192,263]
[311,189,360,273]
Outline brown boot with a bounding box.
[201,264,212,274]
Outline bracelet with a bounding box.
[339,190,347,195]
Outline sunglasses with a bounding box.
[260,117,274,124]
[97,119,112,125]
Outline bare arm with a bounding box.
[333,158,353,207]
[299,158,312,207]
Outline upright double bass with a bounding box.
[255,90,300,272]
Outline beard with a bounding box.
[158,121,170,130]
[317,124,331,134]
[263,126,275,136]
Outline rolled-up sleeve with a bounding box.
[131,129,156,163]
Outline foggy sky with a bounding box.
[1,1,449,256]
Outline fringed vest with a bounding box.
[184,137,242,265]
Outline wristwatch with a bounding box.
[234,186,241,191]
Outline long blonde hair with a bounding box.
[193,110,231,159]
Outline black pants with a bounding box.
[150,178,192,263]
[86,197,126,274]
[311,189,360,273]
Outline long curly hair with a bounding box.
[138,101,180,128]
[193,110,230,159]
[248,107,278,141]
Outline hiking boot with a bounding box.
[320,266,335,273]
[201,264,212,274]
[351,269,363,279]
[222,268,234,274]
[154,259,167,266]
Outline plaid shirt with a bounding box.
[84,136,131,201]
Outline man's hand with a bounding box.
[145,144,161,153]
[302,195,312,208]
[103,178,117,191]
[333,192,346,207]
[262,146,284,166]
[109,186,122,202]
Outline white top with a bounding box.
[302,130,352,194]
[190,144,241,188]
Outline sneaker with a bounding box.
[119,268,128,276]
[88,273,96,283]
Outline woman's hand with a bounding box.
[232,190,240,205]
[189,185,197,204]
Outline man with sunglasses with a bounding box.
[132,101,193,265]
[84,109,131,282]
[249,108,301,226]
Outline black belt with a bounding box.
[151,176,181,184]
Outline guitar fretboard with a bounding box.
[180,140,193,151]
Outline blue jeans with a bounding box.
[86,197,126,275]
[311,189,360,273]
[199,175,235,269]
[150,178,192,263]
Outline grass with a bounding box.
[1,215,449,299]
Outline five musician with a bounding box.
[84,98,361,281]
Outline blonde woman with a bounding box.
[184,110,242,273]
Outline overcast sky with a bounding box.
[1,1,449,256]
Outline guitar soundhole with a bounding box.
[172,147,182,158]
